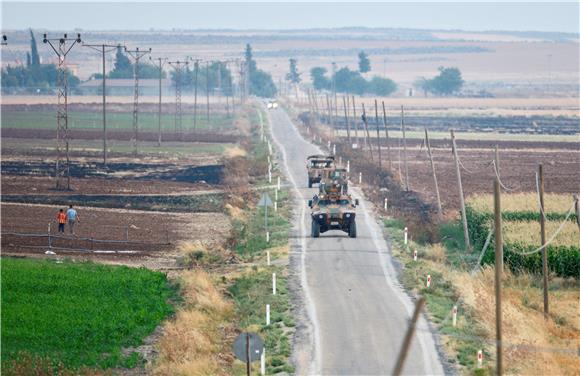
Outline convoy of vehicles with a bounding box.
[306,155,358,238]
[306,155,335,188]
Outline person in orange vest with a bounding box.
[56,208,67,233]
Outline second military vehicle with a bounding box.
[306,155,335,188]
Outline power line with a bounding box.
[42,32,82,190]
[150,56,167,146]
[124,46,151,156]
[82,42,119,166]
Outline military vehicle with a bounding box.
[306,155,335,188]
[308,192,359,238]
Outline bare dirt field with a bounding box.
[383,140,580,212]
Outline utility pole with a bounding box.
[493,178,504,376]
[342,96,351,146]
[375,99,382,168]
[361,103,374,161]
[168,60,188,137]
[331,62,338,129]
[83,42,118,166]
[42,33,81,190]
[150,56,167,146]
[538,164,549,318]
[206,61,211,124]
[451,129,471,251]
[125,46,151,156]
[351,95,359,146]
[401,105,410,191]
[425,128,443,219]
[393,297,425,376]
[192,59,200,130]
[381,101,392,170]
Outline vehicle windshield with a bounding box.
[337,199,350,206]
[318,199,331,207]
[311,160,332,168]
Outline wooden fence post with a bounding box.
[494,178,503,376]
[451,129,471,251]
[538,164,549,318]
[424,128,443,219]
[381,101,392,170]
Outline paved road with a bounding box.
[268,107,444,375]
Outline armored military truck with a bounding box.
[319,167,349,195]
[306,155,335,188]
[308,192,359,238]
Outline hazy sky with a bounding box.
[1,1,579,33]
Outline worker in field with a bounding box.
[66,205,79,235]
[56,208,67,233]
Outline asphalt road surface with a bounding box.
[268,106,444,375]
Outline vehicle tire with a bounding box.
[348,220,357,238]
[311,220,320,238]
[308,178,312,188]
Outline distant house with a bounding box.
[78,78,172,96]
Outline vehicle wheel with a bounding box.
[311,220,320,238]
[308,178,312,188]
[348,220,357,238]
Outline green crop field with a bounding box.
[1,258,177,372]
[1,111,234,131]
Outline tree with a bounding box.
[358,51,371,74]
[427,67,464,95]
[30,29,40,66]
[368,76,397,96]
[413,77,431,97]
[333,67,367,95]
[244,43,276,97]
[286,58,301,84]
[310,67,330,90]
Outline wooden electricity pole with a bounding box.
[425,128,443,219]
[381,101,392,170]
[493,178,503,376]
[375,99,382,167]
[401,105,410,191]
[352,95,359,146]
[343,96,351,145]
[392,297,425,376]
[538,164,549,318]
[451,129,471,251]
[361,103,374,160]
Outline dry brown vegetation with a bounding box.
[451,268,579,375]
[154,270,236,375]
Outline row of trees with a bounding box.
[310,66,397,96]
[1,30,80,93]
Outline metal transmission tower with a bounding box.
[83,42,118,166]
[168,60,189,136]
[150,57,167,146]
[125,47,151,156]
[42,33,81,190]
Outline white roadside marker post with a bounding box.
[275,188,278,201]
[327,140,331,149]
[272,273,277,295]
[267,250,271,266]
[452,306,458,327]
[358,172,362,184]
[274,201,278,212]
[426,274,431,288]
[384,198,388,210]
[413,249,417,261]
[338,156,342,165]
[260,348,266,375]
[277,176,281,190]
[266,231,270,243]
[404,227,408,245]
[477,350,483,369]
[266,304,271,325]
[346,160,350,173]
[332,144,336,155]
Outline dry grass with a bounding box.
[423,243,446,263]
[451,267,580,375]
[154,270,235,375]
[467,193,576,213]
[504,220,580,247]
[225,146,247,158]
